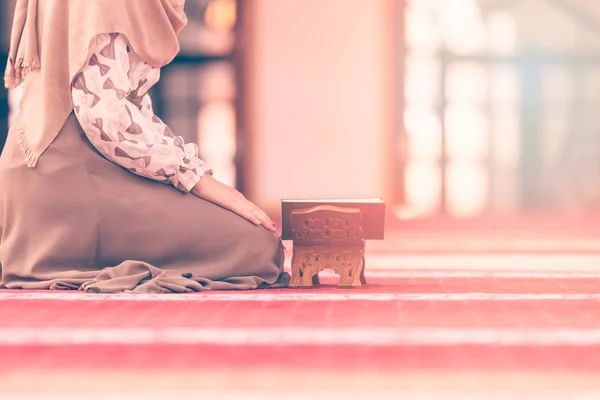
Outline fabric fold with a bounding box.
[4,0,187,167]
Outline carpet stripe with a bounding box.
[1,292,600,301]
[1,327,600,346]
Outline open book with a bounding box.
[281,198,385,240]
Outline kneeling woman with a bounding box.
[0,0,289,292]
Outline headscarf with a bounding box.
[4,0,188,167]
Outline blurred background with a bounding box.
[2,0,600,220]
[3,3,600,398]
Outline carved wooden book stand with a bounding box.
[289,205,367,288]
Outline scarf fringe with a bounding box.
[17,121,39,168]
[4,56,40,89]
[5,56,41,167]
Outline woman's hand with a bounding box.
[191,174,277,232]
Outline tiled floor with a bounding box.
[2,237,600,399]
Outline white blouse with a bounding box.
[71,33,211,192]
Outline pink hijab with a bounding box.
[4,0,188,167]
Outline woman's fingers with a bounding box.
[237,207,261,226]
[237,200,275,231]
[245,206,274,231]
[247,203,276,231]
[193,177,276,231]
[257,214,276,231]
[207,187,275,231]
[252,207,275,228]
[246,201,274,226]
[262,210,276,227]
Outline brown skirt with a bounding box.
[0,113,289,292]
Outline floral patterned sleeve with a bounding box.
[71,33,211,192]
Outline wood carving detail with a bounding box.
[289,205,367,288]
[290,205,364,245]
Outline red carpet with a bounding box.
[2,220,600,398]
[1,274,600,370]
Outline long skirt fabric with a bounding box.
[0,113,289,293]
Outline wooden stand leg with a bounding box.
[290,248,317,288]
[337,253,365,288]
[360,256,367,285]
[312,274,320,285]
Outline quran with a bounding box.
[281,198,385,240]
[281,198,385,288]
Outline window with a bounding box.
[401,0,520,218]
